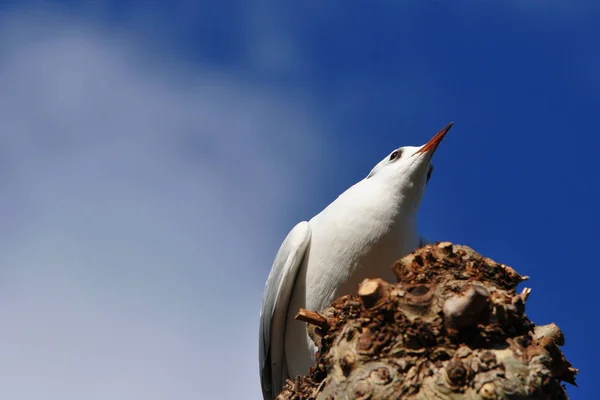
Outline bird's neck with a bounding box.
[338,178,422,223]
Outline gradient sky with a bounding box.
[0,1,597,399]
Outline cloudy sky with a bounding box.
[0,1,597,399]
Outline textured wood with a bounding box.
[280,243,577,399]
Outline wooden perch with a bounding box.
[295,308,328,329]
[281,242,578,400]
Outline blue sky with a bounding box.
[0,1,597,399]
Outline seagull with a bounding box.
[259,122,454,400]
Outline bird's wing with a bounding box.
[259,221,311,400]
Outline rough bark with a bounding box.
[277,242,577,400]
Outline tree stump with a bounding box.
[278,242,577,400]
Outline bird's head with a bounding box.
[366,122,453,208]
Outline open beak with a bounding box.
[415,122,454,156]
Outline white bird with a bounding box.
[259,122,454,400]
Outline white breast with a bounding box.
[284,179,420,378]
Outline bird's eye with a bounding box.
[389,150,401,161]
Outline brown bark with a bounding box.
[278,242,577,400]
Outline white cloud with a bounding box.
[0,11,327,400]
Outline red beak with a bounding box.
[415,122,454,155]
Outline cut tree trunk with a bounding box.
[277,243,577,400]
